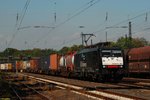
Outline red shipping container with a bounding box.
[30,59,40,70]
[16,61,22,70]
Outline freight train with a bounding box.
[0,42,127,82]
[125,46,150,77]
[2,47,125,82]
[1,46,150,80]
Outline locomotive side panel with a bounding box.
[74,48,99,72]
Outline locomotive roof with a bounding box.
[77,47,98,54]
[77,47,122,54]
[100,47,122,50]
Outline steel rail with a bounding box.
[20,73,144,100]
[19,82,50,100]
[10,86,22,100]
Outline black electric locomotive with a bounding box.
[74,47,126,81]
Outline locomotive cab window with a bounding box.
[101,50,111,57]
[81,53,86,62]
[112,50,122,57]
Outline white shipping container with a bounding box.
[0,64,6,70]
[59,56,66,67]
[5,63,8,70]
[8,63,12,70]
[23,61,28,69]
[26,62,30,68]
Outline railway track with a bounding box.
[123,77,150,83]
[17,73,147,100]
[7,76,50,100]
[116,77,150,90]
[10,86,22,100]
[5,73,95,100]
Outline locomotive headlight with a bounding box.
[103,66,106,68]
[120,65,123,68]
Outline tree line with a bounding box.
[0,37,149,58]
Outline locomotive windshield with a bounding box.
[101,50,111,57]
[112,50,122,57]
[101,50,122,57]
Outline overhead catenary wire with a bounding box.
[54,0,101,29]
[16,13,19,27]
[145,13,148,22]
[96,11,150,42]
[32,1,150,49]
[7,0,31,48]
[5,1,150,50]
[17,0,31,29]
[65,0,95,19]
[88,9,150,42]
[103,21,150,42]
[54,0,56,23]
[93,11,150,35]
[30,0,101,48]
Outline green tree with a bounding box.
[3,48,19,57]
[70,44,83,52]
[41,49,57,56]
[31,48,42,56]
[112,37,129,49]
[59,45,84,55]
[113,37,149,49]
[132,37,149,47]
[59,46,70,55]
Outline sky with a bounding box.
[0,0,150,51]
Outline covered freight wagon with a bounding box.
[126,46,150,75]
